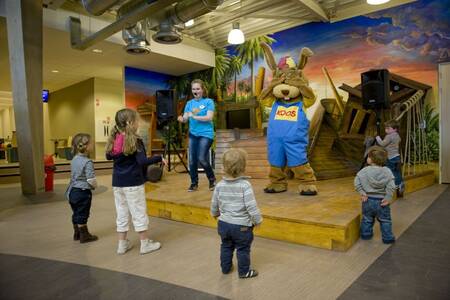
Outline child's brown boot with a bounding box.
[73,224,80,241]
[79,226,98,243]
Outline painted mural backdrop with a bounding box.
[124,66,173,109]
[124,66,174,144]
[229,0,449,109]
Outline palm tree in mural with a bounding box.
[237,80,246,102]
[227,55,243,102]
[235,35,276,96]
[211,47,230,101]
[167,74,191,100]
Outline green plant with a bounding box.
[160,120,181,147]
[167,74,191,99]
[412,103,439,162]
[212,48,230,90]
[423,103,439,161]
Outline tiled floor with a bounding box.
[339,185,450,300]
[0,176,448,300]
[0,253,227,300]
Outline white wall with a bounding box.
[94,77,124,160]
[48,78,95,156]
[0,91,14,141]
[439,63,450,183]
[43,103,52,154]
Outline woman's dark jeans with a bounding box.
[218,220,254,276]
[69,188,92,225]
[360,197,395,243]
[188,134,215,185]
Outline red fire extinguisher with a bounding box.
[44,155,56,192]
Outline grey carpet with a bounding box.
[0,253,228,300]
[339,186,450,300]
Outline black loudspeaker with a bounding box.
[156,90,177,122]
[361,69,390,110]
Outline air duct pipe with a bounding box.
[122,21,150,54]
[81,0,122,16]
[117,1,153,54]
[151,0,224,44]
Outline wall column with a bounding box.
[5,0,44,194]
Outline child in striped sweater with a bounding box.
[211,148,263,279]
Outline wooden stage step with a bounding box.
[146,168,436,251]
[214,126,359,180]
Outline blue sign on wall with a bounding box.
[42,89,49,102]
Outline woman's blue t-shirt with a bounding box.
[184,97,215,140]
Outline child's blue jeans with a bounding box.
[360,197,395,244]
[217,220,254,276]
[386,156,403,187]
[69,188,92,224]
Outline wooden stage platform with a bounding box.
[145,169,435,251]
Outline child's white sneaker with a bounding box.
[117,239,133,255]
[140,239,161,254]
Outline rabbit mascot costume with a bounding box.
[259,42,318,196]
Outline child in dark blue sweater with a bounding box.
[106,108,166,255]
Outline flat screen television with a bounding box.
[226,109,250,129]
[42,89,49,102]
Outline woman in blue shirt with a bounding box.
[177,79,216,192]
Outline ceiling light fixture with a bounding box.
[185,19,194,27]
[92,48,103,53]
[227,22,245,45]
[367,0,390,5]
[51,70,59,73]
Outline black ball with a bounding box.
[146,165,163,182]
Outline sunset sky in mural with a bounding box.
[124,67,173,110]
[231,0,449,104]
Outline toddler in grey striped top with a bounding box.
[211,148,262,278]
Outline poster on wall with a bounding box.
[95,118,113,142]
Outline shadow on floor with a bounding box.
[0,253,227,300]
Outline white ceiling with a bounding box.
[0,0,416,95]
[0,17,212,93]
[185,0,416,47]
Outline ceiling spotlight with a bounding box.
[227,22,245,45]
[92,49,103,53]
[51,70,59,73]
[185,19,194,27]
[367,0,390,5]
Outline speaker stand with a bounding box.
[163,124,188,173]
[375,108,382,136]
[360,108,383,170]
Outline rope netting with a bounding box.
[394,90,429,176]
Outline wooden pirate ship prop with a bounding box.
[214,68,432,180]
[322,68,432,177]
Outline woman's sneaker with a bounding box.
[188,184,198,192]
[140,239,161,254]
[209,180,216,191]
[117,239,133,255]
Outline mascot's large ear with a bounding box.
[298,47,314,70]
[260,42,277,72]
